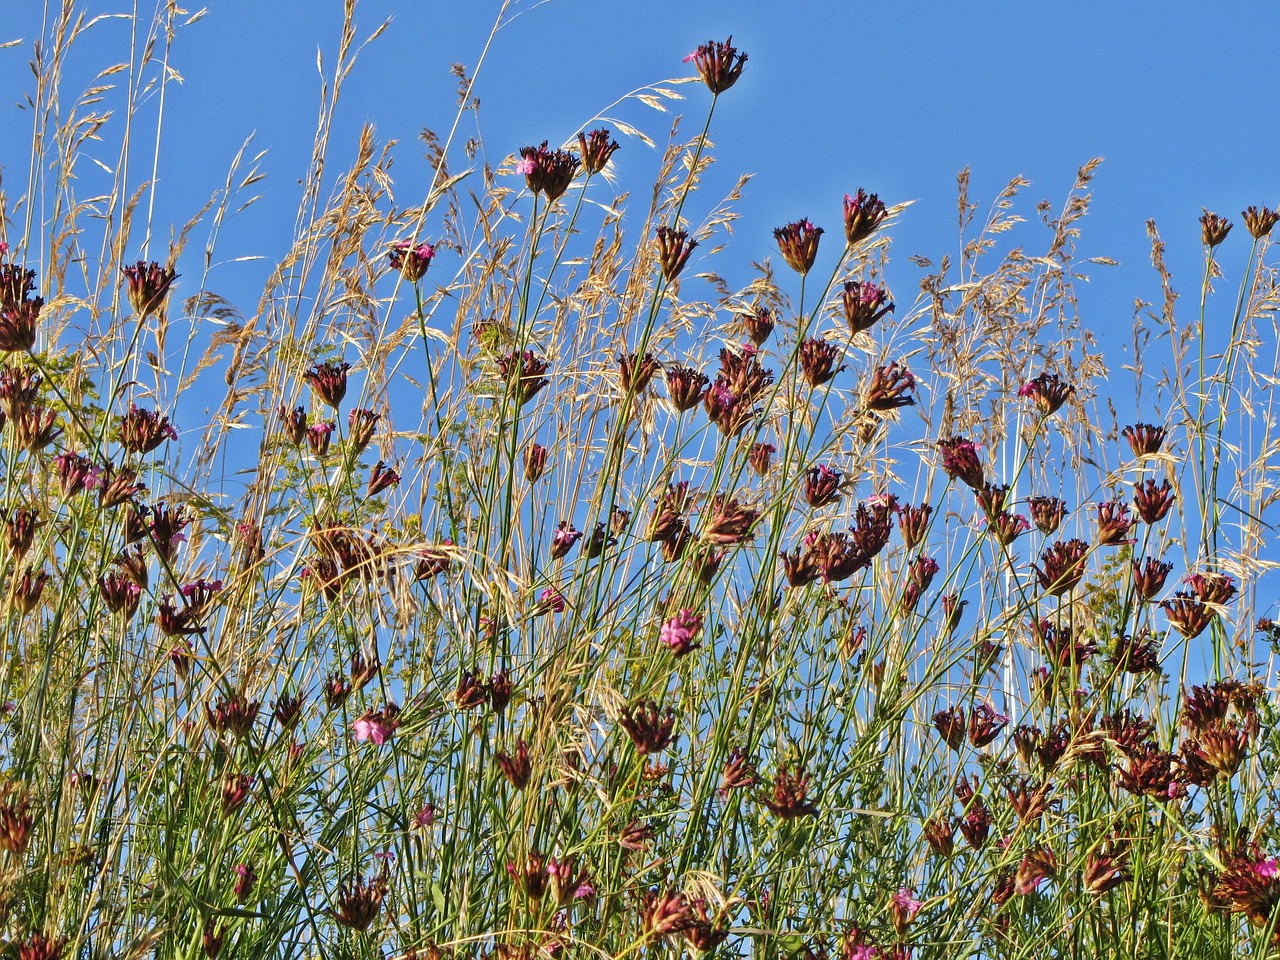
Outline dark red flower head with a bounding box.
[121,260,178,319]
[773,219,823,275]
[843,189,888,247]
[577,128,620,175]
[684,36,747,95]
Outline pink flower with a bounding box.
[893,886,922,918]
[514,157,537,175]
[1256,857,1279,878]
[537,587,566,614]
[659,609,703,656]
[353,707,399,745]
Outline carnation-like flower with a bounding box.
[773,219,823,275]
[684,36,747,94]
[388,240,435,282]
[121,260,178,319]
[577,128,620,175]
[659,609,703,656]
[843,188,888,247]
[353,705,400,745]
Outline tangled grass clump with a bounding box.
[2,8,1280,960]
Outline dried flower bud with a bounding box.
[1201,210,1232,248]
[843,189,888,247]
[1122,422,1167,457]
[656,226,698,282]
[684,36,747,95]
[577,128,620,175]
[121,260,178,319]
[773,219,823,275]
[1243,205,1280,241]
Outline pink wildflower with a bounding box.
[659,609,703,656]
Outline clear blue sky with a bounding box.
[3,1,1277,390]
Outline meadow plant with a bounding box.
[3,5,1280,960]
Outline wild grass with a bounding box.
[1,4,1280,960]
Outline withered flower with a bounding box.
[1114,744,1180,798]
[940,593,967,635]
[1033,539,1089,596]
[937,437,984,489]
[206,693,259,739]
[367,461,400,498]
[15,933,65,960]
[0,296,40,352]
[863,361,916,411]
[618,700,676,754]
[1201,210,1233,248]
[1018,372,1073,416]
[496,739,533,790]
[331,871,388,931]
[1243,205,1280,240]
[584,522,618,560]
[1110,629,1163,673]
[664,365,709,412]
[988,511,1030,546]
[618,352,660,395]
[901,554,939,613]
[643,889,695,938]
[747,442,775,476]
[718,746,758,798]
[121,260,178,319]
[895,501,932,550]
[932,706,966,751]
[656,225,698,282]
[648,481,694,542]
[10,567,48,615]
[279,405,307,446]
[1094,500,1135,546]
[1028,495,1068,535]
[741,307,774,345]
[957,797,991,850]
[798,337,846,387]
[0,786,33,854]
[684,36,747,95]
[304,360,351,410]
[841,279,893,336]
[924,816,954,858]
[1122,422,1167,457]
[220,774,254,817]
[524,442,548,482]
[451,670,488,711]
[843,189,889,247]
[802,465,843,508]
[347,408,379,453]
[1083,840,1132,896]
[974,482,1010,518]
[1015,846,1057,895]
[495,350,551,406]
[577,128,620,175]
[759,763,818,818]
[773,219,823,275]
[1133,478,1176,524]
[1160,592,1215,639]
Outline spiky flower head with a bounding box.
[684,36,748,95]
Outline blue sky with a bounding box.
[3,1,1278,393]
